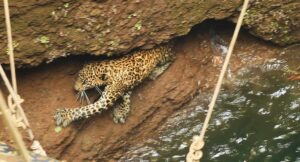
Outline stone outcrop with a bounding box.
[0,0,298,67]
[240,0,300,46]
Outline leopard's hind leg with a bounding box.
[148,62,171,80]
[112,91,132,124]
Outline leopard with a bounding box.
[54,43,175,127]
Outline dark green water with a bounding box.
[122,47,300,162]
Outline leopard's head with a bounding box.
[74,63,102,92]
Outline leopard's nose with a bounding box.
[74,81,83,91]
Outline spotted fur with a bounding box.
[54,43,175,127]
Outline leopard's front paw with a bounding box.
[54,108,73,127]
[112,108,128,124]
[113,114,126,124]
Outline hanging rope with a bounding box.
[0,67,31,135]
[0,92,31,162]
[3,0,17,92]
[186,0,250,161]
[1,0,46,156]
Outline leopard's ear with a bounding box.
[167,39,176,48]
[82,60,90,66]
[155,39,176,51]
[82,62,94,69]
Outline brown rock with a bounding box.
[0,0,238,67]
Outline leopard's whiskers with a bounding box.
[76,91,81,101]
[79,91,85,105]
[95,86,102,95]
[83,91,91,104]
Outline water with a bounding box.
[121,47,300,161]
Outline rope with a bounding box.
[0,66,31,135]
[186,0,250,161]
[1,0,47,157]
[0,91,31,162]
[3,0,17,92]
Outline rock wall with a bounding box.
[0,22,283,161]
[0,0,298,67]
[241,0,300,46]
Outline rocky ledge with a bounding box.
[0,0,299,67]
